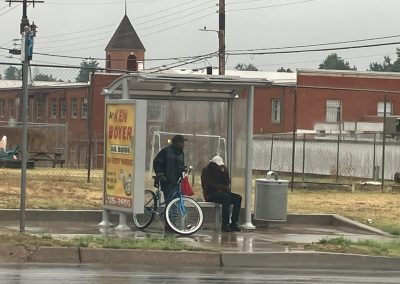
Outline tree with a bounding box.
[4,66,22,80]
[75,58,99,82]
[234,63,259,71]
[319,53,357,70]
[34,73,57,81]
[369,48,400,72]
[277,67,293,73]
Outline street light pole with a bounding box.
[7,0,43,232]
[218,0,225,75]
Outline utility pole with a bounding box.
[7,0,43,232]
[218,0,225,75]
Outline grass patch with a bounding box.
[287,189,400,236]
[0,233,200,251]
[74,235,201,251]
[305,236,400,257]
[0,233,74,248]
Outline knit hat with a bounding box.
[211,155,224,166]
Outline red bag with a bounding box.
[181,176,194,196]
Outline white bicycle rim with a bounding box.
[165,197,203,235]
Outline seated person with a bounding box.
[201,155,242,232]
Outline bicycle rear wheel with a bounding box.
[133,189,157,229]
[165,196,203,235]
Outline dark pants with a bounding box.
[161,184,178,232]
[207,192,242,226]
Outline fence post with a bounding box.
[87,69,94,183]
[302,133,306,182]
[269,135,274,171]
[381,92,388,189]
[373,133,376,179]
[336,133,340,182]
[290,88,297,192]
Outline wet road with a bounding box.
[0,264,399,284]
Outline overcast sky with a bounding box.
[1,0,400,72]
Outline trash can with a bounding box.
[254,174,289,221]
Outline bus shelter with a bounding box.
[100,73,271,230]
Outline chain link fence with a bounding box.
[0,62,111,194]
[254,132,400,184]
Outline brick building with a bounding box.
[0,80,89,166]
[253,69,400,134]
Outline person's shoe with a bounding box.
[229,223,241,232]
[221,224,232,232]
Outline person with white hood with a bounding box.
[201,155,242,232]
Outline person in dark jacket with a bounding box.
[153,134,186,205]
[201,155,242,232]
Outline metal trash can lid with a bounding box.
[255,178,289,185]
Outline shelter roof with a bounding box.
[102,73,271,101]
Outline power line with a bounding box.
[0,4,10,11]
[226,41,400,56]
[226,0,318,12]
[0,3,20,16]
[35,1,216,50]
[35,10,216,53]
[35,0,210,40]
[228,34,400,53]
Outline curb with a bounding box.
[332,214,393,237]
[2,245,400,271]
[80,248,221,266]
[221,251,400,271]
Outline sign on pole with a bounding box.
[103,100,146,213]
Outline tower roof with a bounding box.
[106,15,145,51]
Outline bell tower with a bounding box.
[105,14,145,71]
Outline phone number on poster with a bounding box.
[105,196,132,208]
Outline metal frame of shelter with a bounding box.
[99,73,271,230]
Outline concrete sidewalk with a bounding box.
[0,210,398,270]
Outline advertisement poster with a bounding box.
[104,103,135,210]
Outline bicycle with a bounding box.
[133,168,204,235]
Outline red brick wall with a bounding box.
[105,50,145,70]
[253,86,295,134]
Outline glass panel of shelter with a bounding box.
[143,98,246,202]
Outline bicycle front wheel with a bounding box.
[165,197,203,235]
[133,189,157,230]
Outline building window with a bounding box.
[0,99,4,118]
[8,99,15,118]
[181,104,189,122]
[377,101,393,117]
[60,98,66,119]
[36,97,43,119]
[71,98,78,118]
[106,54,111,69]
[271,99,281,123]
[50,98,57,119]
[127,55,138,71]
[27,98,31,119]
[326,100,341,123]
[81,97,88,119]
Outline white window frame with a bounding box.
[326,100,341,123]
[50,98,57,119]
[60,98,67,119]
[81,97,88,119]
[377,101,393,117]
[8,99,15,119]
[0,99,4,118]
[271,98,281,123]
[36,97,43,119]
[71,98,78,118]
